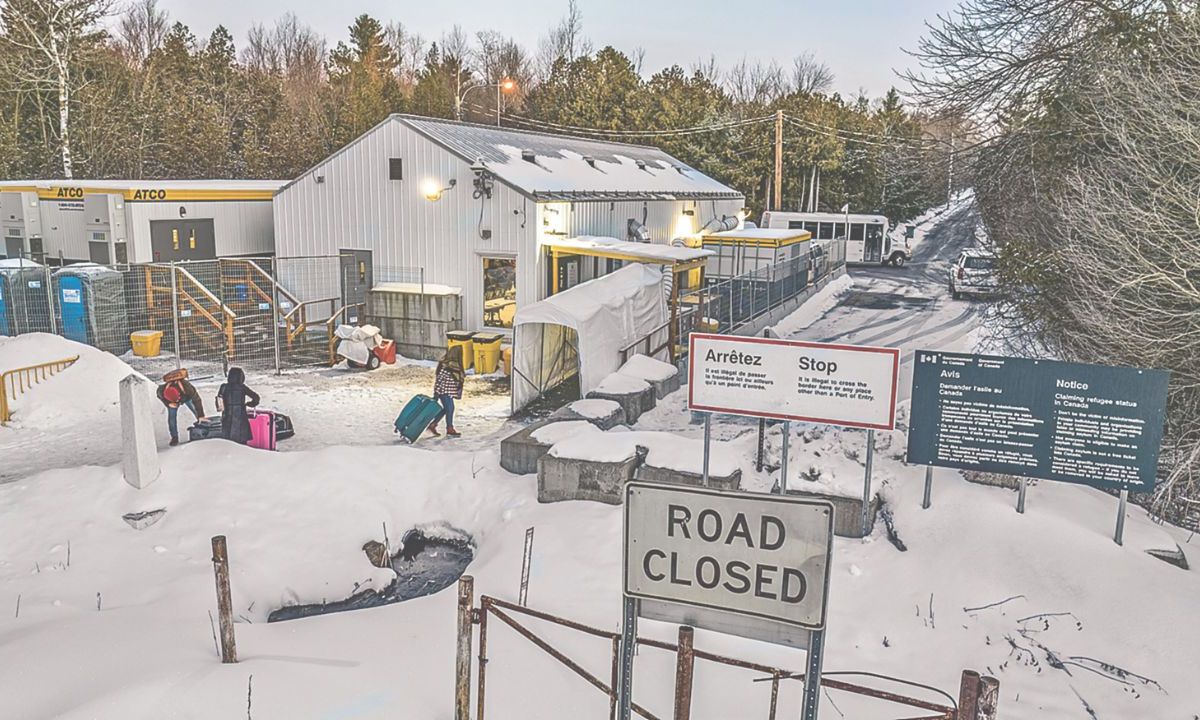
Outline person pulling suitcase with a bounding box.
[157,368,205,446]
[428,345,465,437]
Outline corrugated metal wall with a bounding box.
[272,118,537,331]
[127,200,275,263]
[563,198,744,244]
[38,198,90,261]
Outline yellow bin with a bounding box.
[447,330,475,371]
[130,330,163,357]
[472,332,504,375]
[501,345,512,376]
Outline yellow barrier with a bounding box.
[0,355,80,425]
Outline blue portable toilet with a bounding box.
[0,272,10,335]
[52,264,130,354]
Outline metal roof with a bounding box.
[396,115,742,202]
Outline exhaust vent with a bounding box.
[521,149,537,163]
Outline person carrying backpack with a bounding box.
[215,367,260,445]
[428,345,465,437]
[157,368,206,446]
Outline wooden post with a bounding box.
[455,575,474,720]
[957,669,981,720]
[978,675,1000,720]
[210,535,237,663]
[673,625,695,720]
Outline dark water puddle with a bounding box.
[268,527,474,622]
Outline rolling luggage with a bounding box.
[188,417,224,442]
[247,409,277,451]
[394,394,443,443]
[273,411,295,441]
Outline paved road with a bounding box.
[788,202,984,403]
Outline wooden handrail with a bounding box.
[0,355,80,424]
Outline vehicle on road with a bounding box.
[949,248,1000,299]
[759,211,910,267]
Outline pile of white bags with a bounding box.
[333,324,383,365]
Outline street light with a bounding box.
[457,78,518,127]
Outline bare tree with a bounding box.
[117,0,167,64]
[535,0,591,80]
[0,0,113,178]
[725,58,785,105]
[386,22,425,93]
[791,52,833,95]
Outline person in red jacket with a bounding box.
[157,369,206,446]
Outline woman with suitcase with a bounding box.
[215,367,260,445]
[157,368,206,446]
[428,345,466,437]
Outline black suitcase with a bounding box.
[273,412,295,441]
[188,417,224,442]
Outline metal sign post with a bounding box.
[861,429,875,535]
[701,413,712,485]
[518,527,535,606]
[801,628,826,720]
[1114,489,1128,546]
[616,595,638,720]
[780,421,791,494]
[922,465,933,510]
[1017,477,1027,514]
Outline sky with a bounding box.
[153,0,962,99]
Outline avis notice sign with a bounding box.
[688,333,900,430]
[624,482,834,633]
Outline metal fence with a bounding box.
[674,238,847,342]
[0,255,425,376]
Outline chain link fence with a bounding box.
[0,255,426,376]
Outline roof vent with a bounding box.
[583,155,596,168]
[521,149,537,163]
[635,159,647,171]
[674,164,688,175]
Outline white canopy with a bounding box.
[511,264,669,413]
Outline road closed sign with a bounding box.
[688,333,900,430]
[624,482,834,632]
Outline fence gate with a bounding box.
[453,577,998,720]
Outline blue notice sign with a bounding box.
[907,351,1169,492]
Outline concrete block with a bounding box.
[637,464,741,491]
[120,374,160,489]
[499,419,557,475]
[617,355,682,399]
[537,452,640,505]
[784,487,880,539]
[548,399,627,430]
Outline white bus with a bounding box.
[759,211,909,267]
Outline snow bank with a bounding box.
[530,420,601,445]
[768,274,854,337]
[0,333,150,429]
[547,428,740,476]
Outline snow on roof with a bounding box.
[372,281,462,296]
[398,115,742,201]
[708,228,810,240]
[0,179,287,191]
[0,258,43,268]
[543,236,713,263]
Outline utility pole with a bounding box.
[947,132,955,206]
[773,110,784,211]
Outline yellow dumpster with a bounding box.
[447,330,475,370]
[501,345,512,376]
[130,330,163,357]
[472,332,504,374]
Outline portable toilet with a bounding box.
[0,258,52,334]
[52,264,130,354]
[0,270,10,335]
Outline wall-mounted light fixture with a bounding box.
[682,208,695,216]
[421,178,457,202]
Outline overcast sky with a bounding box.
[154,0,961,98]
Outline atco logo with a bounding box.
[132,189,168,200]
[54,187,84,199]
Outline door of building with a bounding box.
[59,275,88,343]
[4,234,23,259]
[150,219,217,262]
[339,250,373,323]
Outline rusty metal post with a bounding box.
[210,535,237,663]
[957,670,981,720]
[476,598,490,720]
[455,575,474,720]
[767,673,780,720]
[978,675,1000,720]
[672,626,695,720]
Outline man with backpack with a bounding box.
[157,368,206,446]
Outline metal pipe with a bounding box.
[780,421,791,494]
[801,629,825,720]
[1114,489,1128,546]
[271,260,282,375]
[702,413,712,486]
[922,465,933,510]
[862,429,875,535]
[476,598,490,720]
[672,626,694,720]
[170,261,181,370]
[1017,477,1028,514]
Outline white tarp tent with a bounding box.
[511,264,669,413]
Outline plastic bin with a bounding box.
[472,332,504,374]
[501,345,512,376]
[130,330,163,357]
[447,330,475,370]
[372,338,397,365]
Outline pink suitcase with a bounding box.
[247,409,277,451]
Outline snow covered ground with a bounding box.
[1,200,1197,719]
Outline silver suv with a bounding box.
[950,249,999,299]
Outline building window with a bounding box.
[389,158,403,180]
[850,223,865,241]
[483,257,516,329]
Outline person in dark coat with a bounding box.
[157,368,206,446]
[215,367,260,444]
[428,345,466,437]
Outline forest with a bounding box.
[0,0,959,220]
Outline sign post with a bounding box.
[907,351,1169,541]
[861,429,875,535]
[921,465,933,510]
[1114,489,1129,546]
[780,421,791,494]
[616,595,637,720]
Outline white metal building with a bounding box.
[0,180,284,265]
[272,115,745,333]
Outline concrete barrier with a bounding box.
[637,464,741,491]
[785,487,880,538]
[537,451,641,505]
[119,374,160,489]
[548,398,627,430]
[587,374,656,424]
[617,354,682,400]
[499,419,556,475]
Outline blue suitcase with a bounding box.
[394,394,444,443]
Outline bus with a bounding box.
[759,211,910,267]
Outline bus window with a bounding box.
[818,222,834,240]
[787,220,804,230]
[866,224,884,243]
[834,223,846,239]
[804,222,818,235]
[850,223,864,241]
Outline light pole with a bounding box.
[457,78,517,127]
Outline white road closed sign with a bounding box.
[624,482,834,631]
[688,333,900,430]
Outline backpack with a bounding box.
[162,383,183,403]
